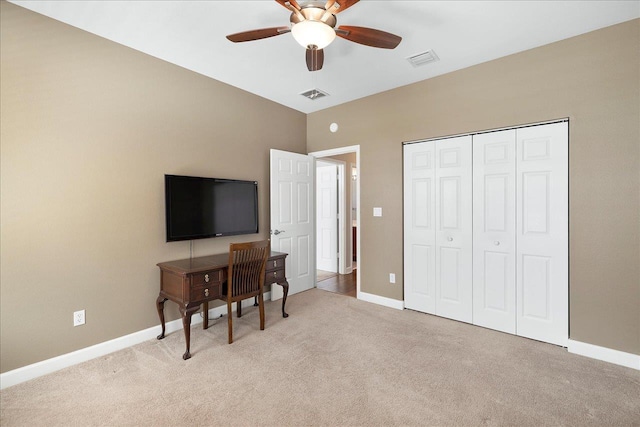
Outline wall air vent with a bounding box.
[300,88,329,100]
[407,50,440,67]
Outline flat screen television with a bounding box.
[165,174,258,242]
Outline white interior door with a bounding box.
[316,161,338,272]
[516,122,568,346]
[435,136,473,323]
[403,141,437,314]
[270,149,315,300]
[473,130,517,334]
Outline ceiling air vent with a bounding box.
[300,88,329,101]
[407,50,440,67]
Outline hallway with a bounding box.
[316,269,356,298]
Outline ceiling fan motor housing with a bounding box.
[290,6,337,28]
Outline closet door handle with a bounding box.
[447,237,453,242]
[494,241,500,246]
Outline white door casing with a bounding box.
[270,149,315,300]
[516,122,568,346]
[316,161,338,272]
[435,136,473,323]
[472,129,517,334]
[403,141,437,314]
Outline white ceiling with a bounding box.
[10,1,640,114]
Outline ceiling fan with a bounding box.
[226,0,402,72]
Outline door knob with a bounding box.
[271,229,285,235]
[494,241,500,246]
[447,237,453,242]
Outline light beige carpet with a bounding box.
[2,289,639,426]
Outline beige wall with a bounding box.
[0,2,306,373]
[307,20,640,355]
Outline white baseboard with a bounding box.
[357,291,404,310]
[0,294,269,390]
[568,339,640,370]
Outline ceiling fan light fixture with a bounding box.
[291,20,336,49]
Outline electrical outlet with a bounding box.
[73,310,85,327]
[389,273,396,284]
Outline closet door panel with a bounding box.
[473,130,517,333]
[435,136,472,323]
[516,122,568,346]
[403,142,436,313]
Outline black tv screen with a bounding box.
[165,175,258,242]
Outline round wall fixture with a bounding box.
[329,122,339,133]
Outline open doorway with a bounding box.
[310,146,360,299]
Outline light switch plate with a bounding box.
[373,207,382,217]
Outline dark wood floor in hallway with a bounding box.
[316,269,356,297]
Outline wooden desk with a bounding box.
[156,251,289,359]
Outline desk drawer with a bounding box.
[190,284,220,302]
[266,258,285,270]
[265,268,285,284]
[192,270,224,287]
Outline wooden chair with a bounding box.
[221,240,270,344]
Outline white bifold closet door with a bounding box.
[472,129,517,334]
[515,122,568,346]
[404,136,472,323]
[403,141,436,313]
[405,121,568,346]
[471,123,568,344]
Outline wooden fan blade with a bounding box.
[325,0,360,14]
[306,48,324,72]
[275,0,301,11]
[336,25,402,49]
[226,27,290,43]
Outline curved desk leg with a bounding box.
[179,305,200,360]
[156,296,168,340]
[280,280,289,318]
